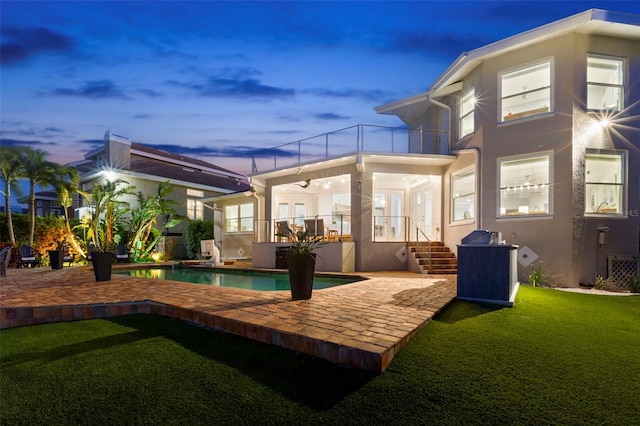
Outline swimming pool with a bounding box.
[114,266,360,291]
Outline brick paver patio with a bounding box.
[0,264,456,372]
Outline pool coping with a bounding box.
[0,266,457,373]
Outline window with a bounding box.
[225,203,254,232]
[452,169,475,221]
[587,55,624,111]
[499,153,551,217]
[585,151,626,215]
[277,203,288,220]
[294,203,305,227]
[501,61,551,122]
[186,189,204,220]
[187,189,204,197]
[459,90,475,138]
[187,199,203,220]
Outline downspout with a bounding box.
[427,94,452,153]
[428,93,482,229]
[450,148,482,230]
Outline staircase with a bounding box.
[409,241,458,274]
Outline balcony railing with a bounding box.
[253,215,433,245]
[251,124,449,173]
[254,215,352,243]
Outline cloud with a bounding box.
[0,26,75,66]
[0,137,57,148]
[141,142,297,160]
[314,113,350,121]
[381,30,492,59]
[45,80,132,100]
[138,89,164,97]
[77,139,105,147]
[167,76,295,100]
[303,88,394,103]
[132,114,151,119]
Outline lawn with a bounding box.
[2,286,639,425]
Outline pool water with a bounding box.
[114,266,359,291]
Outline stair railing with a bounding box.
[414,225,433,273]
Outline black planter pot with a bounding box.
[49,250,64,270]
[287,253,316,300]
[91,251,114,282]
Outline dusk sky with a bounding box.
[2,0,638,189]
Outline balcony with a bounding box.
[251,124,449,173]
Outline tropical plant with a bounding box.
[279,226,326,255]
[528,262,549,287]
[15,147,59,246]
[82,178,135,253]
[186,220,213,260]
[0,146,26,244]
[50,165,87,257]
[123,182,182,262]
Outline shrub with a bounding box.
[528,262,548,287]
[628,275,640,293]
[185,220,214,260]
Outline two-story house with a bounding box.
[71,131,251,258]
[244,9,639,287]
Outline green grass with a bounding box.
[2,286,639,425]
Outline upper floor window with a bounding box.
[587,55,624,111]
[459,90,475,139]
[452,168,475,221]
[501,61,551,122]
[499,153,551,217]
[585,150,626,216]
[186,188,204,220]
[225,203,254,232]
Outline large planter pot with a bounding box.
[48,250,64,270]
[287,253,316,300]
[91,251,114,282]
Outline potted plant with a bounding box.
[84,179,134,281]
[48,240,65,270]
[280,226,326,300]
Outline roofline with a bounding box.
[130,145,247,181]
[431,8,640,92]
[376,8,640,112]
[79,169,244,194]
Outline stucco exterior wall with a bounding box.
[435,31,639,286]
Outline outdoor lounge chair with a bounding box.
[17,245,39,268]
[275,220,293,242]
[304,218,324,238]
[63,246,75,266]
[0,245,13,277]
[115,244,130,263]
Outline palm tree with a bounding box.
[15,147,59,246]
[85,178,136,253]
[0,146,27,244]
[50,165,87,257]
[125,181,182,261]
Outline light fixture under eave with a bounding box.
[599,118,610,128]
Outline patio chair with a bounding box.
[0,245,13,277]
[115,244,130,263]
[304,218,324,238]
[17,245,39,268]
[275,220,293,242]
[63,246,75,266]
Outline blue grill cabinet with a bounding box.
[457,237,519,307]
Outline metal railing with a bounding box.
[251,124,449,173]
[254,215,352,243]
[413,225,433,273]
